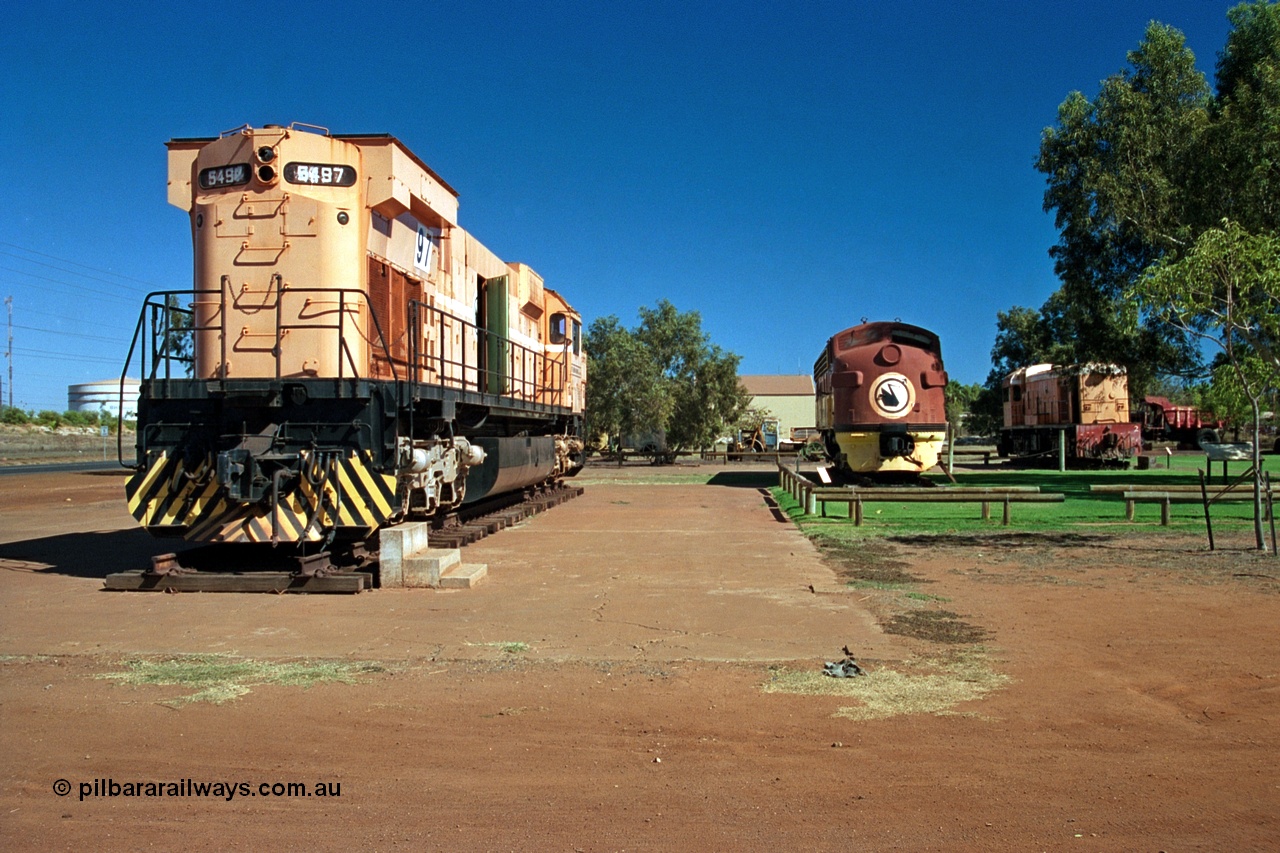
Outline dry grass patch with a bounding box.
[763,652,1008,721]
[98,654,389,705]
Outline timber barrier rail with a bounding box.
[776,463,1063,526]
[1090,481,1274,525]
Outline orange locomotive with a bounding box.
[814,321,949,478]
[124,123,584,550]
[998,364,1141,463]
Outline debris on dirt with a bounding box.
[814,538,923,585]
[823,658,864,678]
[823,644,866,677]
[766,651,1010,721]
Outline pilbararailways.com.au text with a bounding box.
[54,778,341,802]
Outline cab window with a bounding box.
[550,313,567,345]
[572,320,581,355]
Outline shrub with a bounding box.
[0,406,30,425]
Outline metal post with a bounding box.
[1058,429,1066,473]
[1199,468,1215,551]
[1266,472,1276,557]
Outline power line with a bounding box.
[12,346,122,365]
[13,323,131,345]
[0,266,141,307]
[0,242,164,290]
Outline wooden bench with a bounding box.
[1089,484,1264,523]
[807,486,1061,526]
[1120,490,1268,525]
[945,449,995,466]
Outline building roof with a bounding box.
[740,374,815,397]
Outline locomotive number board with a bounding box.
[198,164,251,189]
[284,163,357,187]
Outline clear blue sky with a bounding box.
[0,0,1238,413]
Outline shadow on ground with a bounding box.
[0,530,199,580]
[707,471,779,488]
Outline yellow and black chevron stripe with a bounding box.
[125,449,399,544]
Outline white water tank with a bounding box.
[68,379,141,418]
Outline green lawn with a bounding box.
[774,453,1280,538]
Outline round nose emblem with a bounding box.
[869,373,915,419]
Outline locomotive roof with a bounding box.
[167,125,459,197]
[1004,362,1127,383]
[826,321,940,349]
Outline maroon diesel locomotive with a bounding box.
[814,321,948,477]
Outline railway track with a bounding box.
[103,483,585,594]
[428,483,585,548]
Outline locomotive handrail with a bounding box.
[405,298,571,410]
[268,281,400,385]
[118,289,201,469]
[119,283,402,467]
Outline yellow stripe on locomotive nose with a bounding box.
[132,448,399,543]
[125,452,174,520]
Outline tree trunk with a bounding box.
[1251,398,1265,551]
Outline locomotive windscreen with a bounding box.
[890,329,939,350]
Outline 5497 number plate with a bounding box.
[284,162,356,187]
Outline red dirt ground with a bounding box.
[1,464,1278,851]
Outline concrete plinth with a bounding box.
[378,522,434,588]
[439,563,488,589]
[403,548,461,588]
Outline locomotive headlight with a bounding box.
[257,164,277,183]
[336,211,349,225]
[257,146,276,163]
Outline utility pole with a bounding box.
[4,296,11,411]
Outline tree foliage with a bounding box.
[585,300,750,459]
[1026,20,1212,389]
[1027,2,1280,549]
[944,381,985,434]
[582,315,669,454]
[163,294,195,376]
[1135,219,1280,547]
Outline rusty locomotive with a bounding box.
[998,364,1142,464]
[814,321,949,478]
[122,123,585,557]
